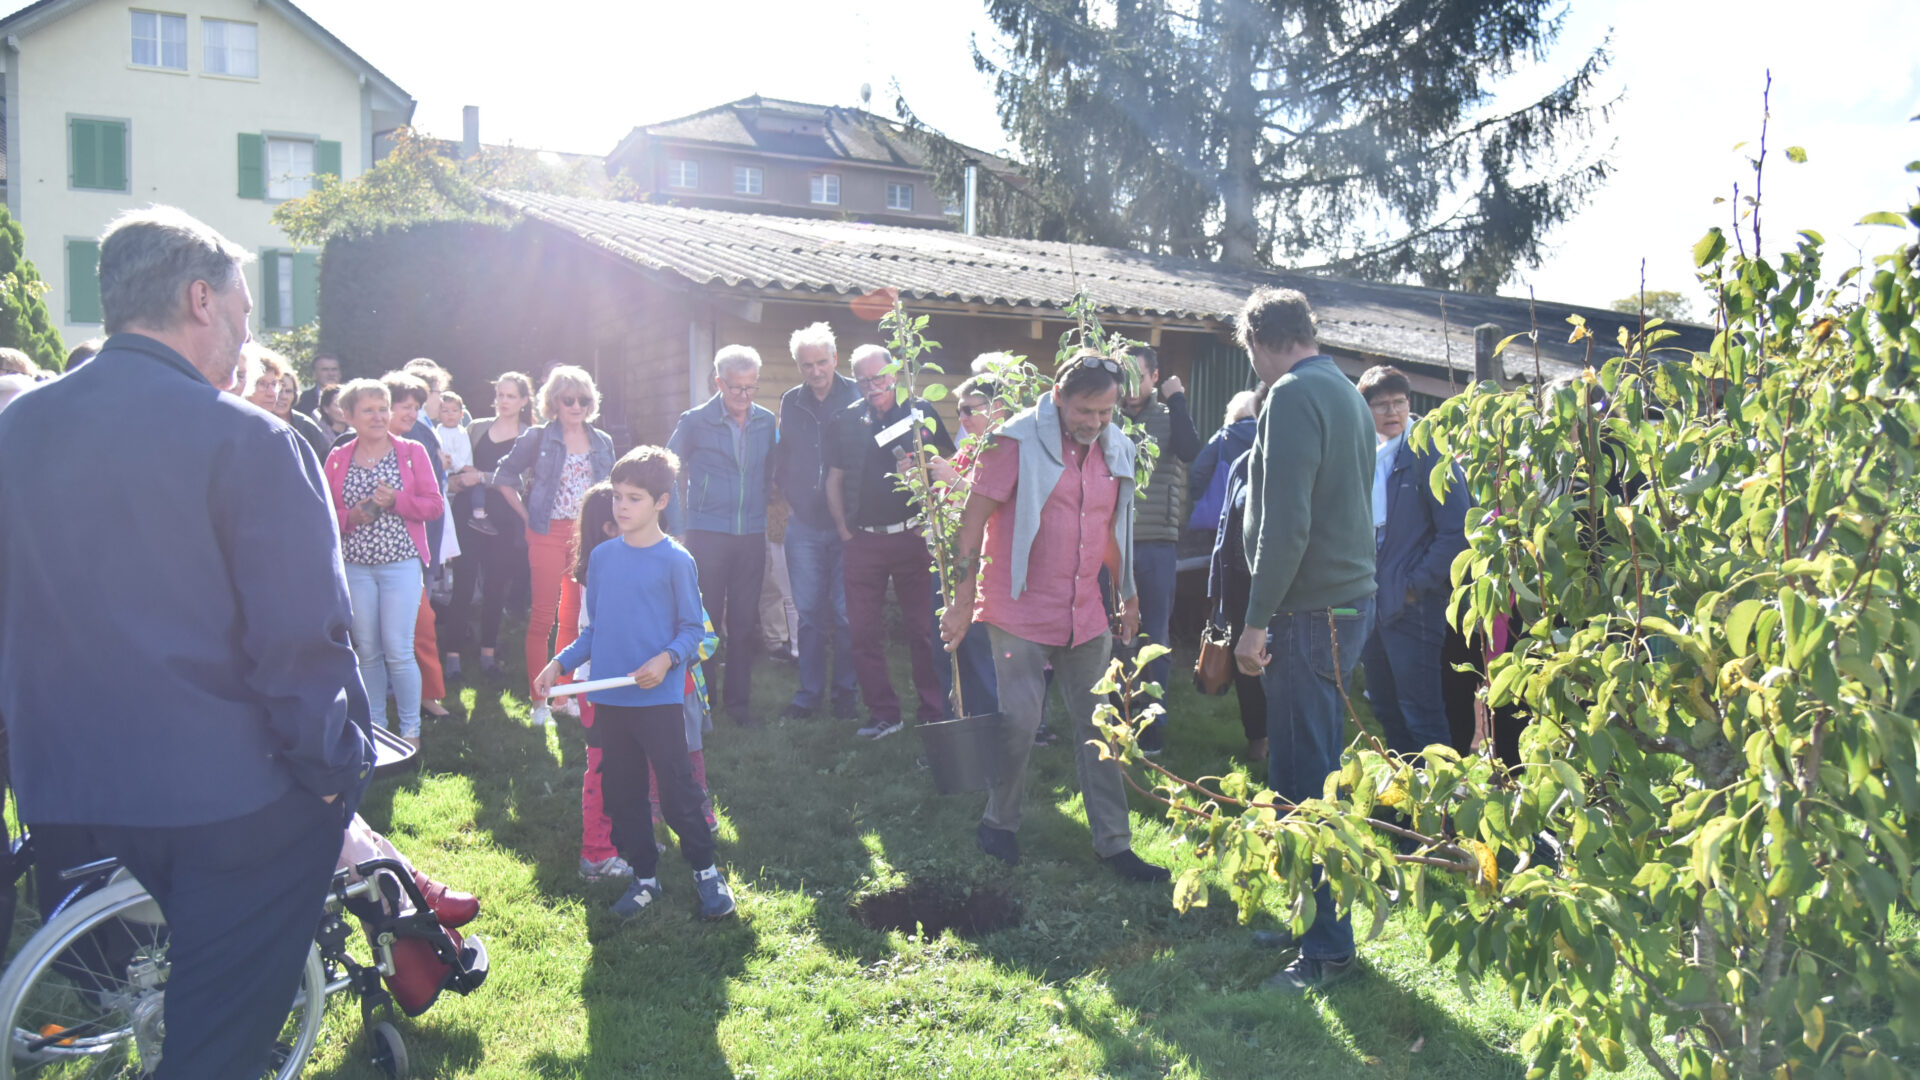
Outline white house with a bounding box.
[0,0,412,345]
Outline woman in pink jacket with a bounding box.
[326,378,445,748]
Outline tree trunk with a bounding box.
[1216,0,1260,269]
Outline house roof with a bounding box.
[608,95,1017,178]
[0,0,414,115]
[484,190,1713,383]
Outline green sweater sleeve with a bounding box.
[1242,383,1321,630]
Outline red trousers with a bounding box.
[524,520,578,696]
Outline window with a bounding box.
[259,248,318,329]
[887,182,914,211]
[732,165,763,196]
[810,173,840,206]
[266,137,314,199]
[130,11,186,70]
[668,159,698,189]
[69,118,129,191]
[67,240,102,324]
[203,19,258,77]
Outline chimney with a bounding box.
[1473,323,1503,385]
[963,163,979,237]
[461,106,480,159]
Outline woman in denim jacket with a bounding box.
[493,365,614,722]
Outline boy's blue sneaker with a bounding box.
[611,878,662,919]
[693,867,736,920]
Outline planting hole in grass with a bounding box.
[851,882,1021,939]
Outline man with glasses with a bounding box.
[771,323,862,722]
[667,345,778,727]
[1356,365,1469,760]
[825,345,955,741]
[940,351,1170,883]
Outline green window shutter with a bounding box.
[98,121,127,191]
[237,133,265,199]
[66,240,101,323]
[72,120,128,190]
[315,140,342,180]
[70,119,98,188]
[291,252,319,325]
[259,248,281,329]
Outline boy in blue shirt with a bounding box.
[535,446,736,920]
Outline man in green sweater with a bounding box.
[1231,286,1378,993]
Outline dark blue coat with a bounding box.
[665,394,777,535]
[1375,436,1471,627]
[0,334,371,827]
[772,373,859,531]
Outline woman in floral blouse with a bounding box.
[493,365,615,725]
[325,379,446,748]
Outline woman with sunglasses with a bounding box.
[493,365,615,722]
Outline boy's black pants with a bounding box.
[595,702,715,879]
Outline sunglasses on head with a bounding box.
[558,395,589,408]
[1073,354,1123,376]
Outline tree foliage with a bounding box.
[273,127,612,247]
[1611,289,1695,324]
[0,207,67,371]
[965,0,1612,291]
[1108,166,1920,1079]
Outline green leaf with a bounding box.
[1172,867,1207,911]
[1493,331,1531,358]
[1784,145,1808,163]
[1693,228,1728,267]
[1727,599,1763,657]
[1858,211,1908,227]
[922,383,949,402]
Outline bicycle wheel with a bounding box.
[0,875,325,1079]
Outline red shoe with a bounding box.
[412,871,479,928]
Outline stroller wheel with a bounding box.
[371,1020,410,1079]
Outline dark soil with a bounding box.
[850,881,1021,939]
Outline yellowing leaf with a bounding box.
[1802,1003,1825,1050]
[1462,839,1499,892]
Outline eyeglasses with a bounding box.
[558,395,590,408]
[1368,398,1410,414]
[957,405,979,417]
[721,384,759,397]
[855,374,891,389]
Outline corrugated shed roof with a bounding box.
[485,190,1713,382]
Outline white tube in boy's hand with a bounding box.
[543,675,640,699]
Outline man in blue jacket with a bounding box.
[0,207,370,1079]
[667,345,779,727]
[1356,365,1470,757]
[771,323,862,721]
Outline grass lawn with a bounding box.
[281,622,1626,1079]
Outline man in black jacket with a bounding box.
[771,322,862,721]
[0,207,370,1080]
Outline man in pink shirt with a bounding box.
[941,353,1170,881]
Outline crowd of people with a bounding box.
[0,204,1477,1076]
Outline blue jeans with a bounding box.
[1133,542,1178,693]
[932,606,999,718]
[784,518,857,710]
[1361,590,1451,757]
[1261,595,1375,960]
[345,559,425,738]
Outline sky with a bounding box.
[21,0,1920,314]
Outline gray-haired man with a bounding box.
[667,345,778,726]
[0,206,370,1078]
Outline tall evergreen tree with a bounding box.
[953,0,1612,292]
[0,207,67,371]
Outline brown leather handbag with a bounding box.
[1193,615,1234,696]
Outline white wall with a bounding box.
[9,0,375,345]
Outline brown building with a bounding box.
[604,95,1015,230]
[319,191,1710,461]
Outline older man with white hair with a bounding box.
[0,206,370,1077]
[667,344,779,726]
[771,322,863,721]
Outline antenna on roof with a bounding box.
[859,83,872,108]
